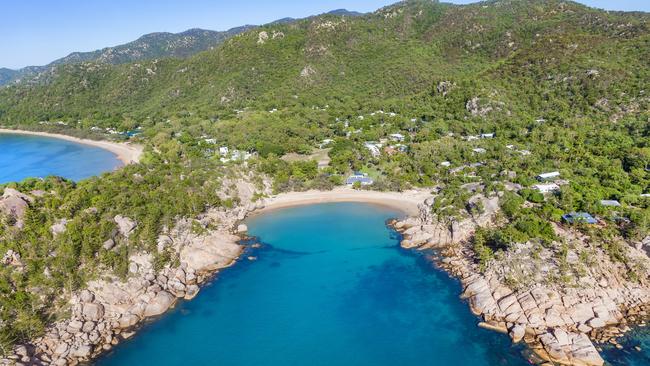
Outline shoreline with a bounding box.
[0,128,144,165]
[252,187,431,217]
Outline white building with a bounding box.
[534,183,560,194]
[389,133,405,142]
[219,147,229,156]
[319,139,334,148]
[472,148,487,154]
[440,161,451,167]
[480,133,495,139]
[364,142,381,157]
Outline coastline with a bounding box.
[0,128,144,165]
[4,183,647,366]
[254,187,431,217]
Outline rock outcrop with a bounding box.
[114,215,136,237]
[392,192,650,366]
[0,188,33,228]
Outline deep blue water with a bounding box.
[0,133,122,183]
[601,327,650,366]
[98,203,531,366]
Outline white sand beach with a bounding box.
[0,128,144,165]
[257,187,432,216]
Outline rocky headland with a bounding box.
[1,176,270,365]
[393,191,650,366]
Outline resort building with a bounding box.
[364,142,381,157]
[389,133,405,142]
[562,212,597,225]
[346,173,374,186]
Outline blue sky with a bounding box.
[1,0,648,69]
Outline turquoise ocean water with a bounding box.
[98,203,531,366]
[0,133,121,184]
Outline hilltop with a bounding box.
[0,8,365,87]
[0,26,255,86]
[0,0,647,128]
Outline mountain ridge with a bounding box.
[0,8,365,86]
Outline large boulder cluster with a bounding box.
[393,193,650,366]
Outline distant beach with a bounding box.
[0,128,143,165]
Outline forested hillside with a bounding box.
[0,0,647,127]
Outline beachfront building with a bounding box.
[533,183,560,194]
[562,212,597,225]
[537,171,560,182]
[346,173,374,186]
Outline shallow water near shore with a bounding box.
[0,133,121,183]
[97,202,531,366]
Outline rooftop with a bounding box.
[562,212,597,225]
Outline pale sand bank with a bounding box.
[258,187,432,216]
[0,128,143,165]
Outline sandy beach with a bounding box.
[257,187,432,216]
[0,128,144,165]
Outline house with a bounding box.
[389,133,405,142]
[440,161,451,167]
[481,133,495,139]
[600,200,621,207]
[537,171,560,181]
[204,138,217,144]
[364,142,381,157]
[218,147,229,156]
[533,183,560,193]
[506,145,515,150]
[466,135,480,141]
[472,148,487,154]
[562,212,597,225]
[319,139,334,148]
[519,150,532,156]
[346,173,374,186]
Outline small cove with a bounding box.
[0,133,122,184]
[97,202,530,365]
